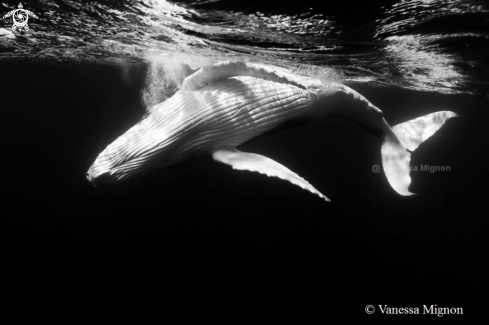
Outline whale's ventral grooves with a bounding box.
[88,76,310,185]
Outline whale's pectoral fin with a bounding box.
[381,111,458,196]
[212,148,330,202]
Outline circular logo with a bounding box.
[365,305,375,314]
[12,9,28,28]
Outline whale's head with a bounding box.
[86,118,172,186]
[86,93,206,187]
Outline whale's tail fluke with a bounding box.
[380,111,458,196]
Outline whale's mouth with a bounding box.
[86,156,152,187]
[86,144,141,187]
[86,163,116,187]
[86,166,96,186]
[86,165,113,187]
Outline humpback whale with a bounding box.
[86,61,457,201]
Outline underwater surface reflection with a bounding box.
[0,0,488,92]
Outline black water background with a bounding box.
[3,60,488,322]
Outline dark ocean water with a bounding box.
[2,0,489,323]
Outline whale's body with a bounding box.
[87,61,457,201]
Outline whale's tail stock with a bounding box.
[380,111,458,196]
